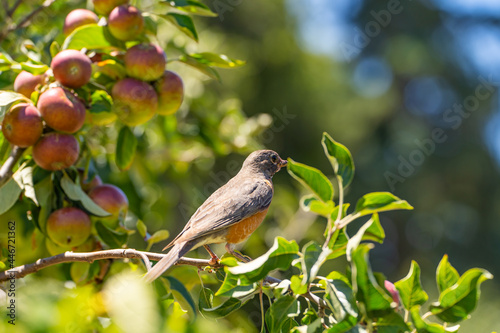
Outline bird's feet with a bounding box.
[225,243,252,263]
[203,245,220,265]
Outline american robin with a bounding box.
[144,150,287,282]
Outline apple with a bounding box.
[51,49,92,88]
[78,168,103,192]
[93,0,129,15]
[2,103,43,147]
[37,87,86,133]
[13,71,46,98]
[112,78,158,126]
[33,132,80,171]
[88,184,129,228]
[124,43,166,81]
[63,9,99,36]
[46,207,92,247]
[154,70,184,115]
[108,5,144,41]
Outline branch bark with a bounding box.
[0,0,58,42]
[0,249,223,282]
[0,248,328,309]
[0,146,26,187]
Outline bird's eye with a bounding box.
[270,154,278,163]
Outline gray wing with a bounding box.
[169,177,273,246]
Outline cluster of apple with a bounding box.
[1,0,185,254]
[45,171,129,254]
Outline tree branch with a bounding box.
[0,0,58,42]
[0,249,223,282]
[0,146,26,187]
[0,248,328,309]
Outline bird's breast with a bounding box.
[225,208,269,244]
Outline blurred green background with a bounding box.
[1,0,499,331]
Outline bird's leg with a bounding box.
[225,243,252,263]
[203,245,220,265]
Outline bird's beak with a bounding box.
[279,158,288,169]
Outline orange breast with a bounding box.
[225,208,269,244]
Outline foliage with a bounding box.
[0,0,494,332]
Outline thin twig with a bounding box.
[0,0,58,41]
[7,0,23,18]
[0,146,26,187]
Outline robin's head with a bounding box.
[242,150,287,178]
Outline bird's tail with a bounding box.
[144,242,192,283]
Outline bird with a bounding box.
[144,150,287,282]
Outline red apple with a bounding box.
[112,78,157,126]
[108,5,144,41]
[37,87,86,133]
[88,184,129,228]
[51,49,92,88]
[78,168,103,192]
[13,71,46,98]
[2,103,43,147]
[33,132,80,171]
[63,9,99,36]
[124,43,166,81]
[46,207,92,247]
[93,0,129,15]
[154,71,184,115]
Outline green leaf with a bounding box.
[49,41,60,58]
[351,244,394,317]
[225,237,299,285]
[265,295,300,333]
[146,230,170,251]
[62,24,120,50]
[410,306,459,333]
[291,241,331,294]
[33,174,54,233]
[0,172,23,215]
[287,158,334,202]
[394,261,428,310]
[199,288,242,318]
[176,54,220,80]
[323,279,358,332]
[363,213,385,243]
[430,268,493,323]
[374,312,409,333]
[436,254,460,294]
[115,126,138,171]
[161,0,218,17]
[60,173,111,217]
[89,89,114,113]
[162,13,198,41]
[326,228,349,260]
[0,91,31,121]
[0,52,15,71]
[330,203,350,222]
[300,195,334,217]
[162,276,197,319]
[20,62,48,75]
[16,166,36,205]
[181,52,245,69]
[346,214,381,261]
[137,220,147,239]
[322,132,355,188]
[142,12,158,35]
[95,221,128,248]
[355,192,413,217]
